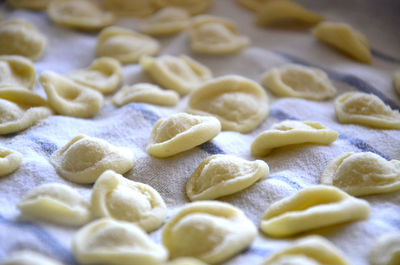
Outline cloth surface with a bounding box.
[1,0,400,264]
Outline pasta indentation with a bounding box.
[153,0,211,15]
[0,55,36,89]
[0,146,22,177]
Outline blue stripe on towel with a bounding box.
[242,246,273,257]
[29,136,58,156]
[199,141,226,155]
[269,109,299,121]
[269,175,303,190]
[371,49,400,64]
[127,103,160,124]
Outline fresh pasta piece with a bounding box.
[2,250,63,265]
[0,20,47,61]
[47,0,114,31]
[251,120,338,157]
[162,201,257,264]
[260,64,336,100]
[67,57,122,94]
[321,152,400,196]
[147,113,221,158]
[167,258,208,265]
[394,70,400,95]
[18,183,92,226]
[256,0,324,27]
[7,0,51,10]
[187,75,269,133]
[189,15,250,55]
[72,218,168,265]
[39,71,104,118]
[370,233,400,265]
[96,26,160,64]
[153,0,211,15]
[236,0,270,11]
[91,170,167,232]
[112,83,179,107]
[50,135,135,184]
[186,154,269,201]
[0,55,36,89]
[139,7,190,36]
[140,55,212,96]
[0,146,22,178]
[102,0,157,17]
[259,185,370,237]
[334,92,400,129]
[312,22,372,63]
[260,236,350,265]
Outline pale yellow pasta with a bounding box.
[18,183,92,226]
[50,135,135,184]
[139,7,190,36]
[370,233,400,265]
[47,0,114,31]
[39,71,104,118]
[112,83,179,107]
[153,0,211,15]
[187,75,269,133]
[0,146,22,178]
[334,92,400,129]
[260,236,350,265]
[312,22,372,64]
[91,170,167,232]
[73,218,168,265]
[189,15,250,55]
[321,152,400,197]
[394,70,400,95]
[236,0,270,11]
[260,185,370,237]
[96,26,160,64]
[251,120,338,157]
[67,57,122,94]
[140,55,212,96]
[167,257,208,265]
[0,20,47,61]
[186,154,269,201]
[7,0,51,10]
[147,113,221,158]
[102,0,157,17]
[2,250,63,265]
[0,55,36,89]
[162,201,257,264]
[260,64,336,100]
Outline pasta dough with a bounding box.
[186,154,269,201]
[0,55,36,89]
[140,55,212,96]
[96,26,160,64]
[7,0,51,10]
[187,75,269,133]
[167,258,208,265]
[147,113,221,158]
[67,57,122,94]
[0,146,22,178]
[260,185,370,237]
[370,233,400,265]
[153,0,211,15]
[47,0,114,31]
[0,20,47,61]
[334,92,400,129]
[162,201,257,264]
[91,170,167,232]
[50,135,135,184]
[102,0,157,17]
[312,22,372,64]
[112,83,179,107]
[236,0,271,11]
[260,236,350,265]
[1,250,63,265]
[18,183,92,226]
[189,15,250,55]
[321,152,400,197]
[251,120,338,157]
[260,64,336,100]
[39,71,104,118]
[394,70,400,95]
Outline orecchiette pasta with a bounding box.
[369,233,400,265]
[186,154,269,201]
[139,7,190,36]
[147,113,221,158]
[0,20,47,61]
[153,0,212,15]
[187,75,269,133]
[91,170,167,232]
[102,0,157,17]
[112,83,179,107]
[394,70,400,95]
[0,146,22,178]
[236,0,269,11]
[312,22,372,64]
[162,201,257,264]
[47,0,114,31]
[18,183,92,226]
[96,26,160,64]
[260,64,336,100]
[2,250,64,265]
[7,0,51,10]
[189,15,250,55]
[0,55,36,89]
[39,71,104,118]
[251,120,338,157]
[321,152,400,196]
[72,218,168,265]
[167,258,208,265]
[334,92,400,129]
[260,185,370,237]
[50,135,135,184]
[67,57,122,94]
[140,55,212,96]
